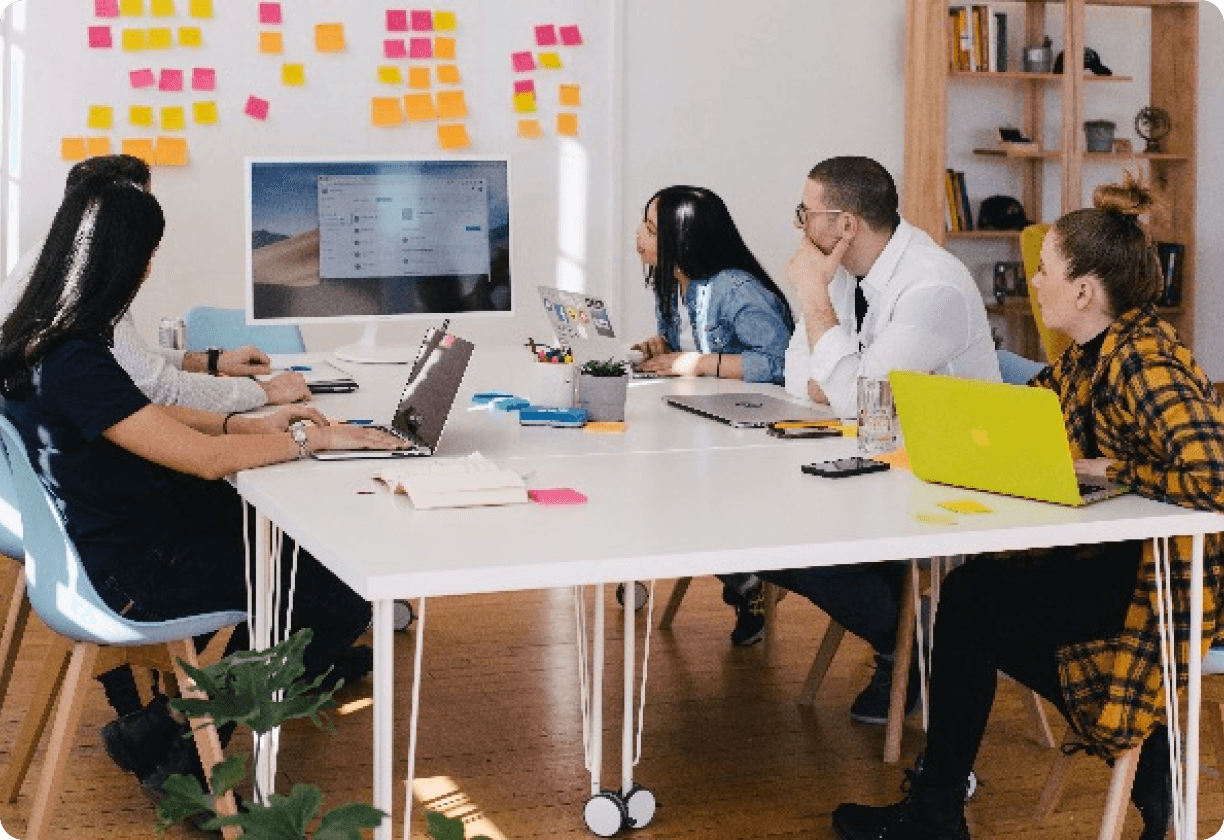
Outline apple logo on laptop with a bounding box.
[971,429,991,447]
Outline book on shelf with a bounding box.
[948,6,1007,73]
[375,453,528,510]
[944,169,973,232]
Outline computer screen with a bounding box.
[245,156,512,329]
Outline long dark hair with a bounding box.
[643,186,793,327]
[0,176,164,396]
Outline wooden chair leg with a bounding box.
[1205,695,1224,798]
[761,582,783,640]
[0,633,74,803]
[658,577,692,629]
[1098,745,1139,840]
[884,569,918,764]
[797,622,846,706]
[0,569,30,717]
[1033,732,1076,823]
[25,642,99,840]
[1021,688,1059,749]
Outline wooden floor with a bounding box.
[1,577,1222,839]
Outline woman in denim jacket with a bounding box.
[633,186,793,385]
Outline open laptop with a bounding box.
[665,392,835,429]
[313,325,473,460]
[536,285,666,378]
[889,370,1127,506]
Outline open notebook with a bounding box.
[375,454,528,509]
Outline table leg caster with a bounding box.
[624,784,657,828]
[393,600,415,631]
[615,582,648,612]
[584,791,627,837]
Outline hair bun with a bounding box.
[1092,171,1154,219]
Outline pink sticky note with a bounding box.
[191,67,215,90]
[384,39,407,58]
[511,51,535,73]
[535,25,557,46]
[258,2,281,25]
[244,95,269,121]
[159,68,183,91]
[528,488,587,506]
[410,9,432,30]
[386,9,408,31]
[95,0,120,17]
[130,67,156,88]
[513,79,536,95]
[88,26,113,48]
[409,37,432,59]
[560,25,583,46]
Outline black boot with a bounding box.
[1131,726,1172,840]
[833,764,971,840]
[100,694,184,779]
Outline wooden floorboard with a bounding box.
[0,577,1220,838]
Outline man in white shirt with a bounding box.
[766,156,1001,725]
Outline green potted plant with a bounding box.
[577,359,629,422]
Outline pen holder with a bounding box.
[530,361,576,408]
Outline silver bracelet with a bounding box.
[289,421,311,460]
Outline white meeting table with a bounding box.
[238,350,1224,840]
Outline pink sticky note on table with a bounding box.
[409,37,432,59]
[535,25,557,46]
[560,25,583,46]
[513,79,535,95]
[410,9,432,30]
[244,95,269,121]
[88,26,113,48]
[512,51,535,73]
[191,67,215,90]
[528,488,587,506]
[258,2,281,25]
[96,0,120,17]
[386,9,408,31]
[130,67,156,88]
[384,39,407,58]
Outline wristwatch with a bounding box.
[289,421,311,460]
[206,346,222,376]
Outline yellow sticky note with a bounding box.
[437,123,470,150]
[937,499,995,515]
[436,90,467,119]
[121,137,156,164]
[160,106,185,131]
[155,136,188,166]
[87,136,113,156]
[179,26,202,47]
[148,28,173,49]
[61,137,88,161]
[408,67,431,89]
[282,63,306,86]
[584,421,626,434]
[150,0,174,16]
[192,101,218,125]
[916,512,959,525]
[119,0,142,15]
[517,119,542,138]
[434,37,456,60]
[433,10,456,30]
[513,92,536,113]
[372,98,404,127]
[88,106,114,130]
[316,23,345,52]
[559,84,581,108]
[403,93,436,121]
[539,51,562,69]
[121,28,147,50]
[188,0,212,18]
[436,64,460,85]
[557,112,579,137]
[129,106,154,126]
[378,65,403,85]
[259,31,283,54]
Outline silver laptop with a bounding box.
[666,393,835,428]
[536,285,627,365]
[313,325,473,460]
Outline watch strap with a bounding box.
[207,346,222,376]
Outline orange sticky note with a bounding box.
[436,90,467,119]
[437,123,470,150]
[378,65,403,85]
[433,36,456,60]
[557,112,578,137]
[150,0,174,16]
[121,28,147,50]
[155,136,188,166]
[188,0,212,17]
[538,51,562,69]
[61,137,88,161]
[88,106,114,130]
[316,23,345,52]
[160,106,185,131]
[403,93,436,121]
[129,105,154,126]
[282,63,305,86]
[517,119,542,139]
[408,66,430,89]
[259,31,283,54]
[148,28,172,49]
[372,97,404,126]
[436,64,460,85]
[513,92,536,113]
[86,136,113,156]
[433,10,456,30]
[192,101,218,124]
[119,0,142,15]
[179,26,202,47]
[121,137,156,164]
[559,84,580,108]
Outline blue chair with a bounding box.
[997,348,1045,386]
[0,416,245,840]
[184,305,305,354]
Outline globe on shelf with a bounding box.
[1135,106,1172,154]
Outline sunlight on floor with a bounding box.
[411,775,507,840]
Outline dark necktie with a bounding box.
[854,277,868,334]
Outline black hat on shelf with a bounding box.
[977,196,1030,231]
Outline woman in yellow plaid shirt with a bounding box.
[833,174,1224,840]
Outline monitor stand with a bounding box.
[334,321,414,364]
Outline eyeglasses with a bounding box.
[795,203,844,226]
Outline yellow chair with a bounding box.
[1020,224,1073,364]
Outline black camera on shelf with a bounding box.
[992,261,1028,303]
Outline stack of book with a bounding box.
[944,170,973,233]
[948,6,1007,73]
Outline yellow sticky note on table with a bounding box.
[130,105,154,126]
[87,136,113,156]
[160,106,185,131]
[408,66,430,89]
[557,112,578,137]
[316,23,345,52]
[436,64,460,85]
[121,137,155,164]
[938,499,995,515]
[436,90,467,119]
[192,101,218,124]
[585,422,627,434]
[188,0,212,18]
[179,26,202,47]
[517,119,542,138]
[122,28,147,50]
[559,84,581,108]
[433,10,456,30]
[538,51,562,69]
[150,0,174,16]
[61,137,88,161]
[916,512,959,525]
[378,65,403,85]
[88,106,114,130]
[403,93,436,121]
[433,37,456,60]
[282,63,305,86]
[259,31,283,54]
[513,92,536,113]
[119,0,142,15]
[148,28,172,49]
[437,123,469,150]
[372,97,404,126]
[155,136,188,165]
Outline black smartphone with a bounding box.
[767,426,842,439]
[801,457,891,478]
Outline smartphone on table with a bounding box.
[801,457,891,478]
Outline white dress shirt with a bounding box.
[784,219,1001,418]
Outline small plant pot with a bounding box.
[577,373,628,422]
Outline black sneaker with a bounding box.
[101,694,184,779]
[850,652,921,725]
[729,585,767,647]
[833,766,971,840]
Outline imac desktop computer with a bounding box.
[245,156,511,363]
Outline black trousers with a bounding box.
[921,541,1142,787]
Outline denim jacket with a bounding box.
[655,268,792,384]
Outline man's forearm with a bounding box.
[181,351,206,373]
[803,303,839,350]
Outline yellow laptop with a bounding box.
[889,370,1128,507]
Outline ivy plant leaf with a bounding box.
[425,810,467,840]
[154,771,213,831]
[206,754,248,798]
[313,802,386,840]
[225,784,324,840]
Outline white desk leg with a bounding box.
[592,584,605,795]
[403,597,426,840]
[372,599,395,840]
[1184,533,1203,840]
[252,510,276,803]
[622,578,635,795]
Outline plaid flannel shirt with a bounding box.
[1031,305,1224,757]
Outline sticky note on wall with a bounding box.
[378,66,403,85]
[408,67,430,89]
[121,137,155,164]
[409,38,431,59]
[434,11,456,30]
[258,2,281,25]
[436,64,460,85]
[513,92,535,113]
[148,28,173,49]
[559,84,580,107]
[538,52,562,69]
[159,68,183,91]
[193,101,218,124]
[150,0,175,16]
[517,119,542,139]
[316,23,345,52]
[437,123,469,150]
[119,0,142,16]
[87,137,112,156]
[559,25,583,46]
[410,10,432,30]
[260,31,283,53]
[436,90,467,119]
[188,0,212,17]
[96,0,119,17]
[155,136,188,165]
[88,106,114,129]
[557,113,578,137]
[403,93,436,121]
[386,10,408,31]
[130,105,154,126]
[130,68,155,88]
[434,37,455,60]
[121,29,146,50]
[89,26,113,48]
[191,67,215,90]
[282,64,305,86]
[535,25,557,46]
[179,27,202,47]
[511,51,534,73]
[62,137,88,161]
[160,106,185,130]
[384,39,406,59]
[372,97,404,126]
[244,95,269,120]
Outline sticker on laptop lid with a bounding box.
[441,333,455,348]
